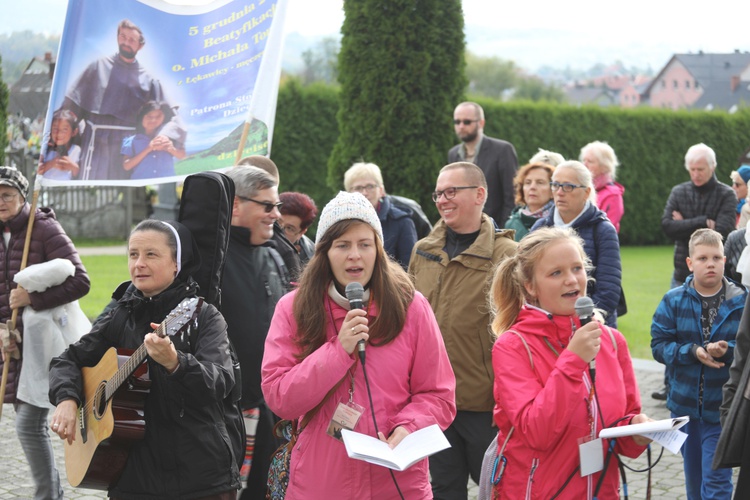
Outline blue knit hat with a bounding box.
[738,165,750,184]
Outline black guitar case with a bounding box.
[178,171,234,309]
[178,171,245,474]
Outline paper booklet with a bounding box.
[341,424,451,471]
[599,416,689,454]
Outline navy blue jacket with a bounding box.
[378,195,417,269]
[651,276,746,423]
[531,203,622,327]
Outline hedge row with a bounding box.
[272,82,750,245]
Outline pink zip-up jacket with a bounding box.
[262,289,456,499]
[594,175,625,233]
[492,306,646,499]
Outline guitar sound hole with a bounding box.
[93,382,107,419]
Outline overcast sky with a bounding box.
[2,0,747,71]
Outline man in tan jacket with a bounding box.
[409,162,517,499]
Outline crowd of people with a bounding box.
[3,98,750,499]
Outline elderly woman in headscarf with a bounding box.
[49,219,241,499]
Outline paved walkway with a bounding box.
[0,358,738,499]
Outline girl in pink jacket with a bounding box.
[488,227,649,499]
[261,192,456,499]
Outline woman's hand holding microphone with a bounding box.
[339,308,369,355]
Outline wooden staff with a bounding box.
[234,120,252,165]
[0,188,39,419]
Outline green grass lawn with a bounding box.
[618,245,674,359]
[79,254,129,320]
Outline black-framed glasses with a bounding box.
[550,182,586,193]
[453,119,479,126]
[350,183,379,193]
[432,186,479,202]
[237,195,283,213]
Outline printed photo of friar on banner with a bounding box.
[39,0,287,186]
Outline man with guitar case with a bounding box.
[48,172,245,498]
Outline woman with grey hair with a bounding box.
[343,162,417,269]
[580,141,625,232]
[531,161,622,327]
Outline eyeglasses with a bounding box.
[550,182,587,193]
[279,221,301,237]
[432,186,478,202]
[453,119,479,126]
[237,195,283,213]
[350,184,379,193]
[0,193,19,203]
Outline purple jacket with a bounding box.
[0,204,90,403]
[262,290,456,499]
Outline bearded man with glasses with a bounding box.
[409,162,517,499]
[448,101,519,226]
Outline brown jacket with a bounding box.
[408,214,516,411]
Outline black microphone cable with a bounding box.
[360,351,405,500]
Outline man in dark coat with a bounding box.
[448,101,518,225]
[222,166,288,499]
[662,143,736,287]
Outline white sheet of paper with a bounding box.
[598,416,689,439]
[641,429,688,454]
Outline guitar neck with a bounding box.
[104,321,169,400]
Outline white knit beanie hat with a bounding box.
[315,191,384,245]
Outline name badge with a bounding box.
[578,437,604,476]
[326,400,364,441]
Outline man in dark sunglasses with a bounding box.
[223,165,290,500]
[448,101,519,229]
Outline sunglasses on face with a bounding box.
[237,195,283,213]
[453,119,478,126]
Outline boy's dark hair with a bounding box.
[688,228,723,256]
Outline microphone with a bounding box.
[345,282,366,363]
[574,296,596,383]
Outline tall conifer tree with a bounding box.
[328,0,466,213]
[0,56,8,164]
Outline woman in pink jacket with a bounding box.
[488,227,649,499]
[261,191,456,499]
[580,141,625,232]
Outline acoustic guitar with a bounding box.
[64,297,200,489]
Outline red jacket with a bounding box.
[0,204,90,403]
[492,306,645,499]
